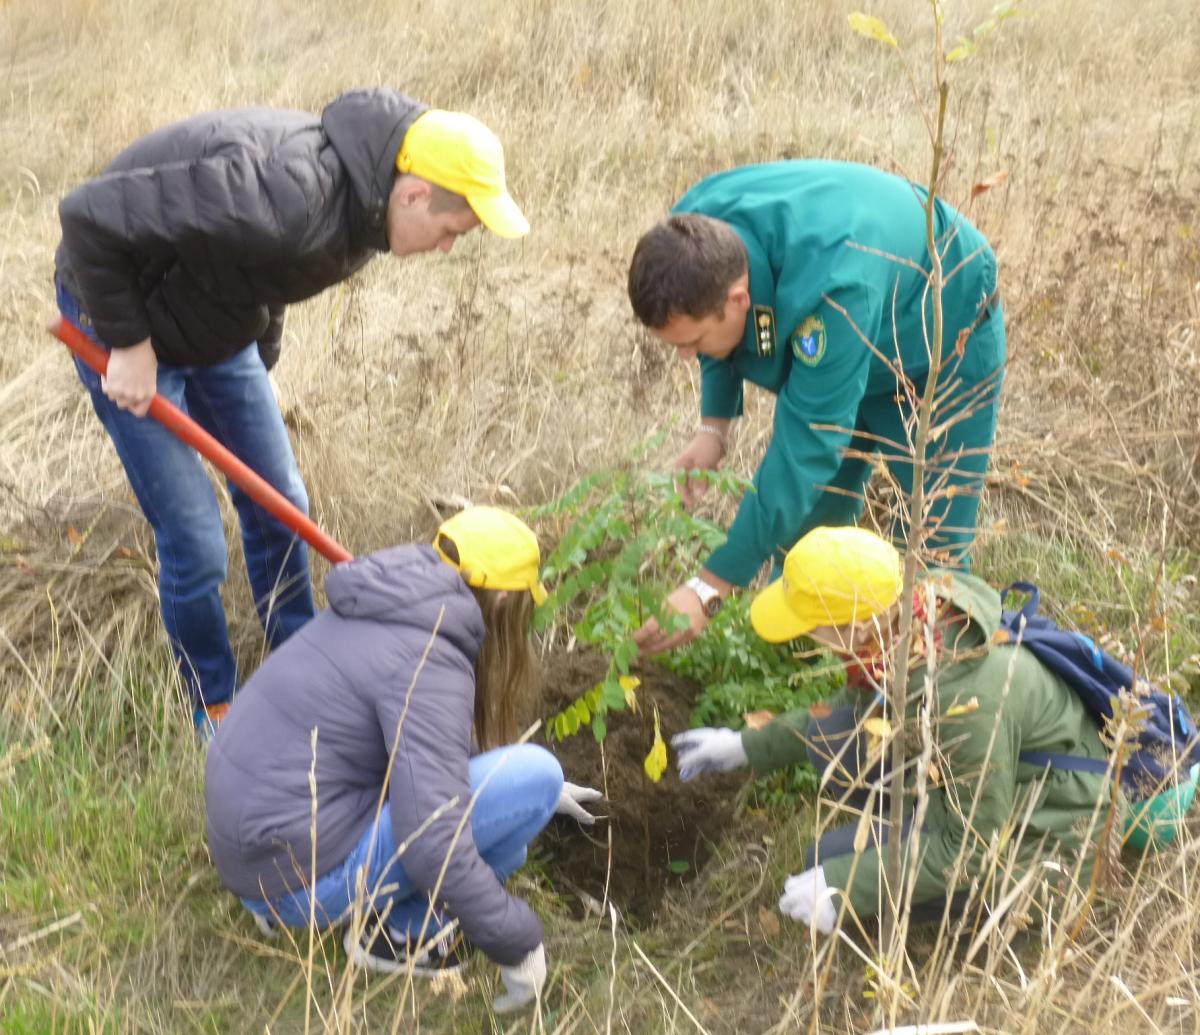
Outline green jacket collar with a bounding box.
[918,570,1002,680]
[731,225,779,360]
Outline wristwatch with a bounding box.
[685,575,724,618]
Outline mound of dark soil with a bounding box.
[530,649,745,924]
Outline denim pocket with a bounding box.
[54,275,100,341]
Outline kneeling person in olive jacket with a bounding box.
[205,508,599,1013]
[673,526,1110,933]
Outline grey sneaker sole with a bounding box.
[250,912,279,939]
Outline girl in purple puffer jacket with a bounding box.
[204,507,598,1014]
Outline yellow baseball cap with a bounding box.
[397,110,529,238]
[434,506,548,604]
[750,527,903,643]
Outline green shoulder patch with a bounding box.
[753,305,776,358]
[791,314,826,366]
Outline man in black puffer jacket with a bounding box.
[54,89,528,734]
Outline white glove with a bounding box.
[494,943,546,1013]
[671,727,748,781]
[556,782,603,825]
[778,865,838,934]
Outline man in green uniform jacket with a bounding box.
[629,161,1006,655]
[672,527,1109,931]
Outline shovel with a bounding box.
[50,316,354,565]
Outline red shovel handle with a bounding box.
[50,317,354,566]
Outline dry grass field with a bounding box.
[1,0,1198,1032]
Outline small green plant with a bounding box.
[665,594,846,806]
[531,435,744,745]
[667,595,842,729]
[531,445,846,805]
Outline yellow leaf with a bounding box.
[864,717,892,739]
[928,761,941,786]
[620,675,641,713]
[944,696,980,718]
[848,12,898,47]
[864,715,893,755]
[644,707,668,783]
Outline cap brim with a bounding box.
[750,577,814,643]
[530,580,548,606]
[469,190,529,239]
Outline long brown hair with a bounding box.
[436,531,540,749]
[470,586,538,750]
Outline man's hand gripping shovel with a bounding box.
[49,317,354,565]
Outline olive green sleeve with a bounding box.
[740,689,856,773]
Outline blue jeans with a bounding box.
[56,279,315,707]
[241,745,564,937]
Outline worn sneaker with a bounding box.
[193,701,231,744]
[343,915,471,977]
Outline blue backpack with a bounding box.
[998,582,1200,802]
